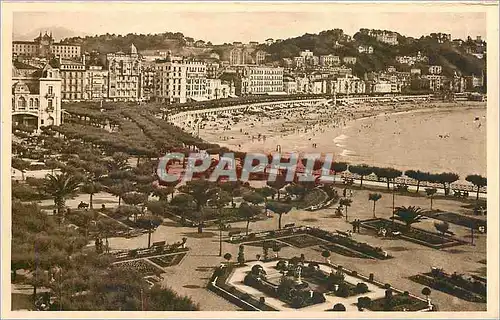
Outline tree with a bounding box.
[12,157,30,180]
[122,191,148,221]
[339,198,353,221]
[45,159,61,175]
[357,296,372,311]
[332,303,346,311]
[434,221,450,235]
[223,252,232,266]
[421,287,432,303]
[108,180,134,206]
[373,167,403,190]
[433,172,459,196]
[405,170,429,193]
[321,250,331,264]
[153,186,175,202]
[331,162,348,183]
[267,174,288,200]
[238,202,261,235]
[348,164,373,187]
[43,173,81,221]
[465,174,487,201]
[137,215,162,248]
[425,188,437,210]
[285,183,306,200]
[272,244,281,259]
[368,193,382,218]
[266,201,292,229]
[81,182,102,208]
[179,179,216,233]
[237,245,245,265]
[392,206,425,229]
[110,152,130,171]
[243,192,265,205]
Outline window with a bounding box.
[48,86,53,94]
[48,99,53,108]
[29,98,33,108]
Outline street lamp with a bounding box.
[392,185,396,229]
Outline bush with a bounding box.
[259,297,265,304]
[12,183,44,201]
[356,282,369,294]
[291,295,306,308]
[312,291,326,303]
[335,283,350,298]
[241,293,251,301]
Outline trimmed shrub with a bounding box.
[356,282,369,294]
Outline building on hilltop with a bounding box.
[12,62,62,131]
[343,56,357,65]
[319,54,341,67]
[13,31,81,59]
[106,44,142,101]
[358,45,374,54]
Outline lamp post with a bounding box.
[392,186,396,229]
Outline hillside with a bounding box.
[61,29,485,78]
[264,29,485,77]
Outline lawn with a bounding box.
[320,243,372,259]
[428,211,486,231]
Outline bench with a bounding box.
[228,231,241,237]
[284,223,295,229]
[336,230,352,238]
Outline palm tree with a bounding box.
[339,198,353,221]
[321,250,331,264]
[425,188,437,210]
[392,206,426,230]
[368,193,382,218]
[266,201,292,229]
[43,173,81,222]
[465,174,487,202]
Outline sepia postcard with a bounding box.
[1,1,499,319]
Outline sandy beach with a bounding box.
[197,101,486,179]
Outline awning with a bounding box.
[190,96,208,102]
[228,94,238,98]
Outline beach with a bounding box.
[197,101,486,179]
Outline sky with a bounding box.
[13,9,487,44]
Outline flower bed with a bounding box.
[408,271,486,303]
[308,228,391,260]
[113,259,164,275]
[112,246,189,262]
[279,234,330,248]
[148,252,186,268]
[367,293,430,311]
[244,239,289,249]
[428,212,486,232]
[320,244,373,259]
[297,189,328,210]
[360,218,465,249]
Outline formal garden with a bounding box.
[209,257,433,311]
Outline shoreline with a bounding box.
[197,101,486,178]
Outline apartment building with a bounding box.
[84,65,109,100]
[107,44,142,101]
[236,66,284,95]
[154,54,207,103]
[58,58,86,101]
[12,62,62,130]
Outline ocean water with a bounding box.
[332,107,486,179]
